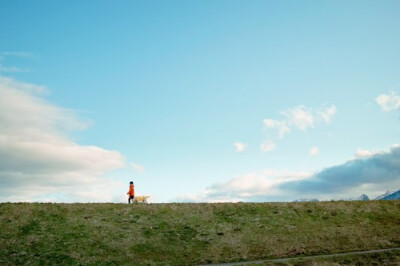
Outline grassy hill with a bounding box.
[1,201,400,265]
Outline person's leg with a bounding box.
[128,196,131,204]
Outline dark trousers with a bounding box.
[128,196,134,204]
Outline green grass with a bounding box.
[0,201,400,265]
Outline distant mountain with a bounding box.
[379,189,400,200]
[356,194,369,201]
[374,191,394,200]
[291,190,400,202]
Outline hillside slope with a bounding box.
[1,201,400,265]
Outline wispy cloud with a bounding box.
[310,147,319,156]
[234,142,247,152]
[260,141,276,153]
[376,92,400,111]
[265,105,337,135]
[261,104,336,152]
[317,105,337,124]
[263,119,290,139]
[0,51,35,73]
[1,51,36,58]
[0,76,126,202]
[0,64,30,73]
[131,163,145,173]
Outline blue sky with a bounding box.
[1,0,400,202]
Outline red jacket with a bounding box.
[128,184,135,196]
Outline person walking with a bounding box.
[127,181,135,203]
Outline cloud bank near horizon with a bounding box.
[280,145,400,196]
[176,145,400,202]
[0,76,126,202]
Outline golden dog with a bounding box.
[133,195,150,203]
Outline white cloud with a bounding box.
[282,105,315,130]
[260,141,276,153]
[175,169,311,202]
[0,76,126,202]
[264,104,336,139]
[263,119,290,139]
[376,92,400,111]
[354,146,396,159]
[260,104,336,155]
[310,147,319,156]
[234,142,247,152]
[131,163,145,173]
[318,105,337,124]
[355,149,380,159]
[0,75,47,94]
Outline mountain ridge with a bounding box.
[293,189,400,202]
